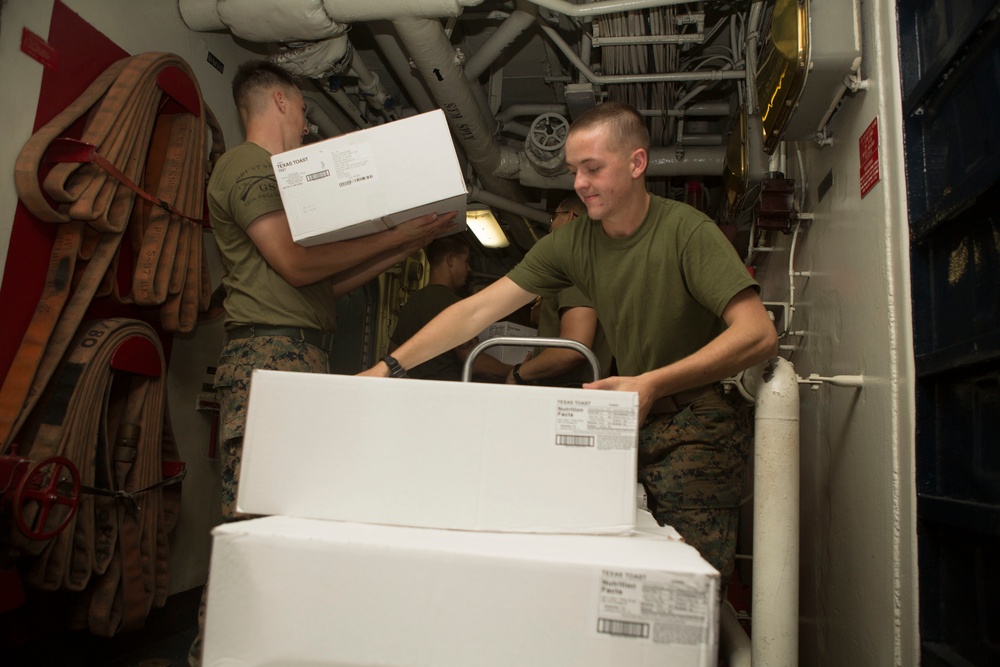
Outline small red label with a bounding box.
[21,27,60,70]
[859,117,880,198]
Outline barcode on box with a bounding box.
[556,434,595,447]
[597,618,650,638]
[307,170,330,182]
[338,174,374,187]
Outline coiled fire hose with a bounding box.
[13,318,183,636]
[1,52,223,634]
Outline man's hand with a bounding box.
[583,375,657,424]
[357,361,391,378]
[392,211,459,248]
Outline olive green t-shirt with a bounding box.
[507,195,758,377]
[390,283,463,380]
[208,142,339,333]
[535,288,613,386]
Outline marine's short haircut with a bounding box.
[425,234,471,267]
[232,60,300,116]
[568,101,650,153]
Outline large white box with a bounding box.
[203,515,720,667]
[477,320,538,364]
[271,109,468,245]
[238,370,639,533]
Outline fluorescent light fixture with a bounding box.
[465,206,509,248]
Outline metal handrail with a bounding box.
[461,336,601,383]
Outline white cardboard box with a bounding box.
[271,109,468,245]
[203,515,720,667]
[238,370,639,533]
[477,320,539,364]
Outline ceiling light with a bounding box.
[465,206,509,248]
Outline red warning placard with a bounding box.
[21,27,60,70]
[859,117,880,198]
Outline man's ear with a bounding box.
[273,89,286,112]
[630,147,648,179]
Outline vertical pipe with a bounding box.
[739,356,800,666]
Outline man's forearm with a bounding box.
[363,277,537,377]
[515,348,588,382]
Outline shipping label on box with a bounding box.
[477,320,538,364]
[238,371,639,533]
[204,515,719,667]
[271,109,468,245]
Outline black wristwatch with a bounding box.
[512,363,528,385]
[382,354,407,378]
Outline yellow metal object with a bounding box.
[722,107,748,221]
[756,0,809,154]
[374,252,428,360]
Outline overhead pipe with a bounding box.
[540,22,746,85]
[463,3,537,81]
[323,79,372,128]
[468,184,549,226]
[527,0,699,16]
[736,356,801,667]
[392,17,521,187]
[368,21,438,114]
[303,93,354,137]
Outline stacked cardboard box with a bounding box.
[271,109,468,246]
[202,371,720,666]
[476,320,539,365]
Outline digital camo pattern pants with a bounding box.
[215,335,329,520]
[189,335,328,667]
[638,386,752,592]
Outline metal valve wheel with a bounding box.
[528,113,570,152]
[13,455,81,541]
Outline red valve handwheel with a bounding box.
[13,456,81,541]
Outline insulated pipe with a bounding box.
[647,146,726,176]
[324,81,372,128]
[738,357,800,667]
[392,16,522,189]
[468,184,549,225]
[369,22,438,113]
[463,5,537,81]
[349,51,399,119]
[516,144,726,189]
[497,103,567,123]
[303,93,353,136]
[640,102,733,118]
[719,602,752,667]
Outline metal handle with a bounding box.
[462,336,601,383]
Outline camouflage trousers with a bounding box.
[189,335,329,666]
[214,335,329,521]
[638,385,752,591]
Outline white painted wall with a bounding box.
[0,0,260,593]
[753,0,919,665]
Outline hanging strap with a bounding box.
[13,317,183,636]
[2,52,225,456]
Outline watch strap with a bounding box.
[382,354,407,378]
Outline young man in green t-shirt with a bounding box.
[390,235,510,381]
[362,101,777,591]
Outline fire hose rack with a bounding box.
[0,51,223,636]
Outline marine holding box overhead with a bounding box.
[270,109,468,245]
